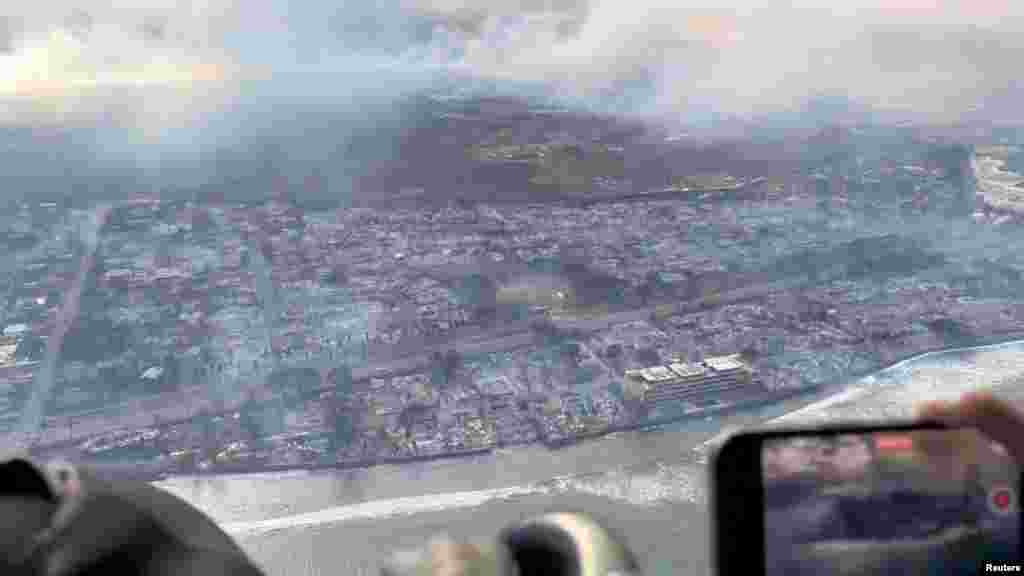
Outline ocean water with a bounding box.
[158,340,1024,576]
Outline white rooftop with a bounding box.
[668,362,706,378]
[0,344,16,365]
[704,355,745,372]
[640,366,676,382]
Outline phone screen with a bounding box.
[761,429,1020,575]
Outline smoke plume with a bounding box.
[1,1,1022,192]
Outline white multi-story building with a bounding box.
[624,354,753,406]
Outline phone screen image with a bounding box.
[762,429,1020,575]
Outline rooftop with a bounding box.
[639,366,676,382]
[668,362,706,378]
[704,355,745,372]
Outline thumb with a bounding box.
[917,391,1024,464]
[915,399,958,423]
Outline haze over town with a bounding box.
[3,3,1024,575]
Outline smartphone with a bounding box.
[711,421,1022,576]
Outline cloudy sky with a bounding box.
[417,0,1024,124]
[1,1,1022,158]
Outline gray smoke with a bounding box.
[410,0,1024,125]
[2,0,1023,194]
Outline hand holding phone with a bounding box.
[917,392,1024,465]
[712,391,1023,576]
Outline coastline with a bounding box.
[541,386,821,448]
[829,329,1024,391]
[63,330,1024,485]
[763,328,1024,409]
[206,447,495,478]
[145,388,815,482]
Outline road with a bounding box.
[346,275,801,380]
[9,204,112,450]
[548,275,811,333]
[18,271,805,452]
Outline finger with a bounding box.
[955,392,1024,460]
[916,391,1016,427]
[913,394,1016,468]
[915,400,958,422]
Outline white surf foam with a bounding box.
[768,385,871,425]
[770,339,1024,427]
[545,461,706,507]
[223,464,708,538]
[694,339,1024,466]
[224,339,1024,537]
[223,484,547,537]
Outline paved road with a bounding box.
[9,205,113,450]
[549,275,810,333]
[17,273,804,452]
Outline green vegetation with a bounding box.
[468,139,626,194]
[651,303,676,322]
[469,143,553,163]
[496,282,571,309]
[669,173,743,192]
[532,143,626,192]
[547,302,610,322]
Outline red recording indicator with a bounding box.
[989,485,1016,516]
[875,434,914,452]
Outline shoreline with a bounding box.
[204,447,495,478]
[141,388,818,482]
[827,329,1024,392]
[541,386,821,448]
[60,330,1024,484]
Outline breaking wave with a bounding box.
[223,484,547,537]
